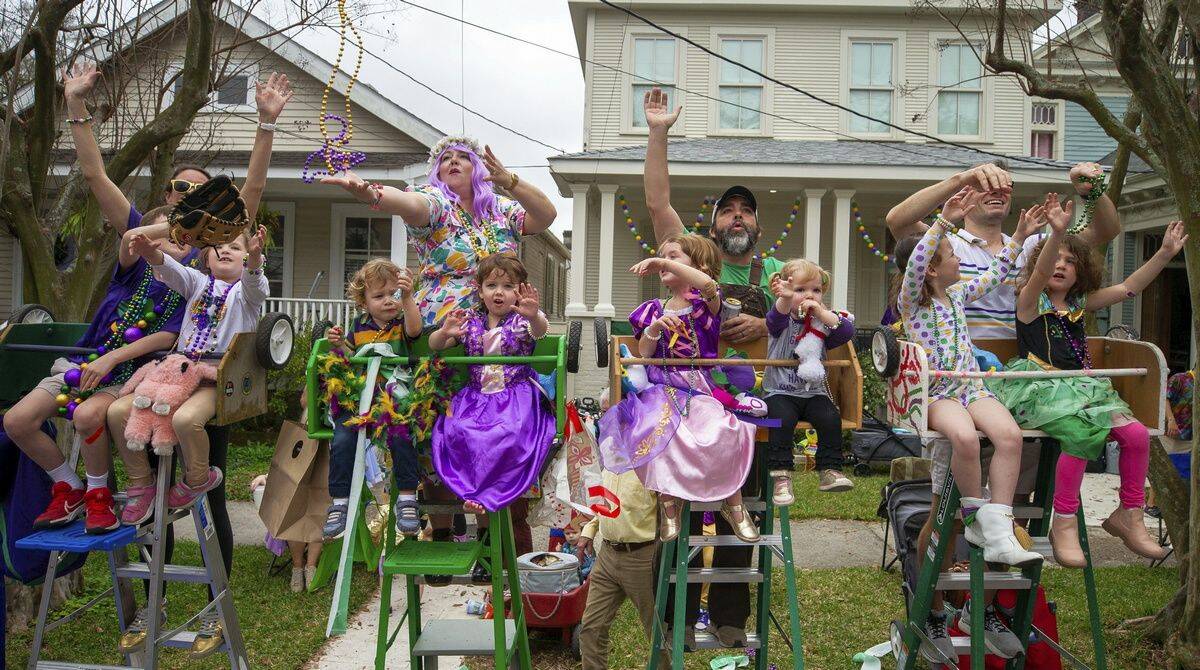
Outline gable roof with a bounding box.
[551,137,1074,170]
[14,0,443,149]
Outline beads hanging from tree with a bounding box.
[852,202,892,264]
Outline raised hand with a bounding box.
[1015,204,1047,241]
[325,325,344,347]
[441,310,468,339]
[643,87,682,131]
[629,257,666,276]
[320,170,375,203]
[1068,162,1103,196]
[1159,220,1189,257]
[127,233,159,259]
[769,273,795,303]
[255,72,293,123]
[396,268,414,295]
[247,225,266,257]
[1043,193,1074,234]
[516,283,541,318]
[481,145,514,189]
[941,186,978,224]
[62,62,101,101]
[959,163,1012,193]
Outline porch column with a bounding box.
[595,184,619,317]
[832,189,855,309]
[803,188,825,261]
[389,216,408,267]
[566,183,591,316]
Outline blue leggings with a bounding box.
[328,420,419,498]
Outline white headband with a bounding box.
[428,135,483,167]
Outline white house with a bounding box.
[551,0,1078,397]
[2,0,570,325]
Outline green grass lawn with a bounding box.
[4,542,376,669]
[789,469,890,521]
[472,565,1176,669]
[107,431,276,502]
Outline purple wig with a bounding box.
[427,144,501,222]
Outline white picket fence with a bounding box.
[261,297,357,331]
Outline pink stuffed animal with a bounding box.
[120,354,218,454]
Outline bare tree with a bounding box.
[916,1,1200,666]
[0,0,328,321]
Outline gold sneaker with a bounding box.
[720,503,759,543]
[189,610,224,659]
[117,604,165,653]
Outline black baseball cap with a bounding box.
[713,185,758,221]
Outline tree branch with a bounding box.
[1107,102,1141,208]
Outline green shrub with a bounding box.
[857,347,886,419]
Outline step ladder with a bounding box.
[647,462,805,670]
[893,438,1107,670]
[17,452,247,670]
[374,501,532,670]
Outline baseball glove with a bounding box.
[168,174,249,247]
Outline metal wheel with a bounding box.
[594,317,609,368]
[570,622,582,660]
[311,318,335,343]
[256,312,295,369]
[872,329,900,378]
[1106,324,1140,340]
[566,320,582,374]
[889,619,908,667]
[853,462,872,477]
[9,303,54,325]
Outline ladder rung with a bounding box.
[955,506,1044,520]
[690,499,766,513]
[114,563,213,584]
[684,534,783,547]
[687,630,762,650]
[936,571,1032,590]
[668,567,764,584]
[1030,537,1053,557]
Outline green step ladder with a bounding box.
[375,502,532,670]
[648,462,806,670]
[893,438,1107,670]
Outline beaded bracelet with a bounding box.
[368,183,385,211]
[644,328,662,341]
[65,115,93,126]
[934,215,961,235]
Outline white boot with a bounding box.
[967,503,1043,568]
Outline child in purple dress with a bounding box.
[598,234,758,543]
[429,253,555,514]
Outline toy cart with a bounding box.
[869,330,1167,670]
[1,304,295,670]
[524,576,591,658]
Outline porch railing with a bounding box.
[261,297,357,331]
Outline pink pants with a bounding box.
[1053,421,1149,515]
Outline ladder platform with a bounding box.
[113,563,212,583]
[686,631,762,650]
[936,571,1032,590]
[16,521,137,552]
[668,567,764,583]
[412,619,517,656]
[383,539,484,576]
[685,534,782,547]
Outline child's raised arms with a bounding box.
[429,309,469,351]
[769,273,795,314]
[1085,220,1188,311]
[396,268,424,339]
[127,233,165,266]
[629,256,721,314]
[515,283,549,339]
[1016,194,1073,322]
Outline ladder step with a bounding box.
[955,506,1044,521]
[1030,536,1053,557]
[684,534,783,547]
[412,619,517,656]
[687,630,762,650]
[113,563,213,584]
[668,567,764,584]
[936,571,1032,590]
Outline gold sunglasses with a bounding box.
[168,179,200,194]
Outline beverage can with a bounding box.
[466,599,486,616]
[720,297,742,322]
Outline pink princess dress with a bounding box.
[598,297,755,502]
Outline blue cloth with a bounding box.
[973,346,1003,372]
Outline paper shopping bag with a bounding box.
[259,420,332,543]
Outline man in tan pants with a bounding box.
[576,469,670,669]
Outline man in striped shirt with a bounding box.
[884,159,1121,662]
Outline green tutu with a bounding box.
[987,357,1130,460]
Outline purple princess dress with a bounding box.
[598,297,755,502]
[432,310,555,511]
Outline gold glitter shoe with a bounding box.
[658,499,681,542]
[720,503,759,543]
[117,604,165,653]
[189,610,224,659]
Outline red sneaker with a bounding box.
[84,487,120,534]
[33,482,85,529]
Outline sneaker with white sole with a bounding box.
[958,599,1025,659]
[117,604,166,653]
[920,610,958,664]
[769,470,795,506]
[323,502,348,540]
[818,469,854,492]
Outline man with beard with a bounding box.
[884,159,1120,663]
[639,87,855,651]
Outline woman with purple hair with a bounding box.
[322,136,557,327]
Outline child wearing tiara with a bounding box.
[319,259,424,539]
[992,200,1184,565]
[764,259,855,503]
[429,252,555,514]
[110,226,269,523]
[598,233,759,543]
[894,187,1043,568]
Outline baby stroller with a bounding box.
[877,477,933,605]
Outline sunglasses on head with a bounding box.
[168,179,199,194]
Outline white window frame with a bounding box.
[708,28,774,137]
[263,201,295,298]
[929,35,991,142]
[622,28,687,136]
[162,61,257,113]
[841,30,905,139]
[329,203,394,300]
[1027,99,1063,160]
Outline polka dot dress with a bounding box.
[898,223,1023,406]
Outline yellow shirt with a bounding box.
[581,470,657,544]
